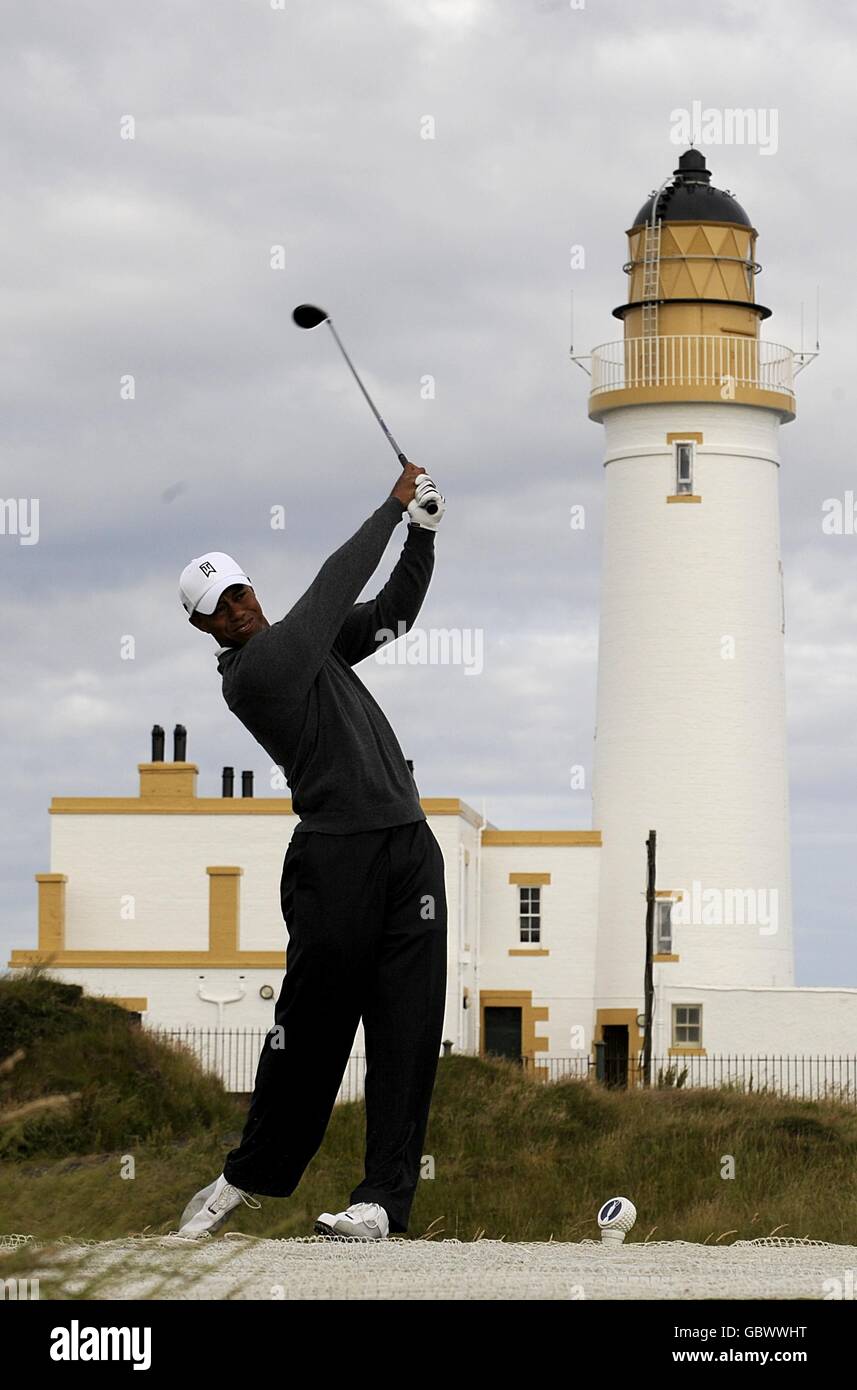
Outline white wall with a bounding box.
[481,844,601,1059]
[46,810,478,1051]
[52,811,300,952]
[44,967,280,1028]
[655,982,857,1056]
[592,402,795,1006]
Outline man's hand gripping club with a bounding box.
[390,461,445,530]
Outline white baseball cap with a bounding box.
[179,552,253,618]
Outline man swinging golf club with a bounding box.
[176,463,447,1240]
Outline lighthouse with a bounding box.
[587,149,798,1057]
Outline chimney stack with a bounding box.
[241,770,254,798]
[141,725,196,799]
[222,766,235,798]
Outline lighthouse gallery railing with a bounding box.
[590,335,795,397]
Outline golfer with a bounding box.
[176,463,447,1240]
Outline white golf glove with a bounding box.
[407,473,445,530]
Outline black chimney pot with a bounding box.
[173,724,187,761]
[242,770,254,798]
[151,725,165,761]
[222,766,234,798]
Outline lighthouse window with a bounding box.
[519,886,541,943]
[673,1004,702,1047]
[675,442,694,493]
[655,900,673,953]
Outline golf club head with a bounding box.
[293,302,422,486]
[292,303,330,330]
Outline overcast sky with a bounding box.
[2,0,855,986]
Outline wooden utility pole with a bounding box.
[643,829,657,1087]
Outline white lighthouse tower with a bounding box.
[587,150,799,1066]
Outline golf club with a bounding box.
[292,302,438,513]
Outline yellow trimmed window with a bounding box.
[672,1003,702,1048]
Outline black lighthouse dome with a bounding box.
[632,149,752,227]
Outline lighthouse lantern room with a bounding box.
[588,149,799,1048]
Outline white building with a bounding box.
[10,150,857,1091]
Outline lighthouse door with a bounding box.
[484,1007,523,1062]
[602,1025,630,1088]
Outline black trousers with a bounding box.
[222,819,448,1233]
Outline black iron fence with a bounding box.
[147,1027,857,1105]
[148,1026,367,1100]
[638,1053,857,1102]
[527,1051,857,1103]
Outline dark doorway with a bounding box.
[484,1006,523,1062]
[602,1024,629,1088]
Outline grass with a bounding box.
[0,971,238,1162]
[2,969,856,1277]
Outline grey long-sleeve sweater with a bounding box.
[215,495,435,834]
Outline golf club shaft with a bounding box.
[324,320,407,466]
[319,313,438,514]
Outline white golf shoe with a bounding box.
[177,1173,261,1239]
[314,1201,390,1240]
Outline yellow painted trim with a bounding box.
[654,890,685,899]
[653,953,680,963]
[139,763,198,801]
[666,432,703,443]
[484,830,601,846]
[595,1008,645,1088]
[138,763,198,772]
[49,797,294,815]
[46,794,487,827]
[667,494,702,503]
[669,1047,708,1057]
[590,384,795,421]
[509,872,551,885]
[623,305,763,342]
[23,863,280,970]
[480,990,549,1078]
[628,218,759,237]
[421,798,489,829]
[102,997,149,1011]
[8,950,285,969]
[35,873,68,953]
[207,866,242,956]
[508,949,550,956]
